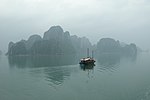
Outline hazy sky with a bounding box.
[0,0,150,52]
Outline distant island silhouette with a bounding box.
[7,25,137,56]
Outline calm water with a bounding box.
[0,53,150,100]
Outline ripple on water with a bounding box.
[140,86,150,100]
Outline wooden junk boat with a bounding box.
[79,48,96,65]
[79,57,95,64]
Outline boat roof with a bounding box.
[80,57,92,61]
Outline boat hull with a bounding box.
[79,60,95,65]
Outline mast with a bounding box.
[92,50,94,58]
[87,48,89,57]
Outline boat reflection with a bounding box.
[80,63,95,71]
[80,63,95,79]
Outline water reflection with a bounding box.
[8,55,79,86]
[96,54,137,72]
[97,54,137,72]
[97,54,121,72]
[44,67,71,86]
[8,56,27,68]
[8,55,79,68]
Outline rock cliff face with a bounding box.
[7,40,27,56]
[97,38,120,53]
[96,38,137,56]
[7,26,138,56]
[7,26,76,56]
[26,35,42,50]
[43,26,64,40]
[71,35,92,56]
[121,43,137,56]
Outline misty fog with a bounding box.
[0,0,150,52]
[1,1,150,100]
